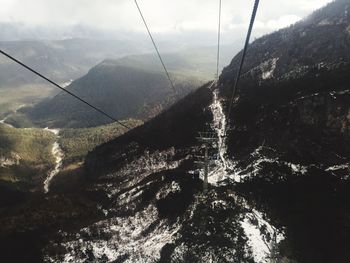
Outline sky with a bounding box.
[0,0,334,42]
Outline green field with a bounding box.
[0,119,142,191]
[0,83,57,118]
[0,124,56,190]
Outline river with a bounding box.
[43,128,64,193]
[0,117,13,128]
[0,104,26,128]
[1,108,64,193]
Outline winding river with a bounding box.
[0,105,25,128]
[43,128,64,193]
[0,118,12,128]
[1,110,64,193]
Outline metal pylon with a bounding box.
[195,132,217,193]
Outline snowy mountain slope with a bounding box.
[43,85,286,263]
[217,0,350,261]
[77,1,350,262]
[221,0,350,82]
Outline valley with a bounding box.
[0,39,239,122]
[0,43,225,190]
[0,120,56,190]
[0,107,141,192]
[0,0,350,262]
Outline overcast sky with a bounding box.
[0,0,333,41]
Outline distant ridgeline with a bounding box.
[20,59,203,128]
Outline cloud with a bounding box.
[299,0,335,11]
[257,15,303,31]
[0,0,333,36]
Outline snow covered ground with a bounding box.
[44,87,289,263]
[240,209,284,263]
[102,147,186,199]
[50,205,180,263]
[208,89,240,184]
[261,58,279,80]
[208,88,286,262]
[0,154,21,168]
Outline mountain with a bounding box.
[0,37,240,90]
[3,42,241,128]
[114,44,242,80]
[21,57,205,128]
[80,1,349,262]
[1,0,350,262]
[0,38,150,87]
[0,38,149,118]
[222,0,350,82]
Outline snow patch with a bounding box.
[208,90,285,262]
[261,58,279,80]
[61,80,73,88]
[211,199,227,209]
[318,19,333,26]
[208,89,240,185]
[156,181,181,200]
[240,209,284,263]
[0,153,21,168]
[284,162,308,175]
[229,146,310,182]
[326,163,349,172]
[346,25,350,35]
[50,205,180,263]
[106,148,185,198]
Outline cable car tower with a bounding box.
[195,132,217,193]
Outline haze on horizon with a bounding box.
[0,0,333,43]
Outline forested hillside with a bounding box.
[24,61,203,128]
[59,119,142,166]
[0,124,55,191]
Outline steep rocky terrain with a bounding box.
[0,1,349,262]
[223,0,350,82]
[216,0,350,260]
[79,1,350,262]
